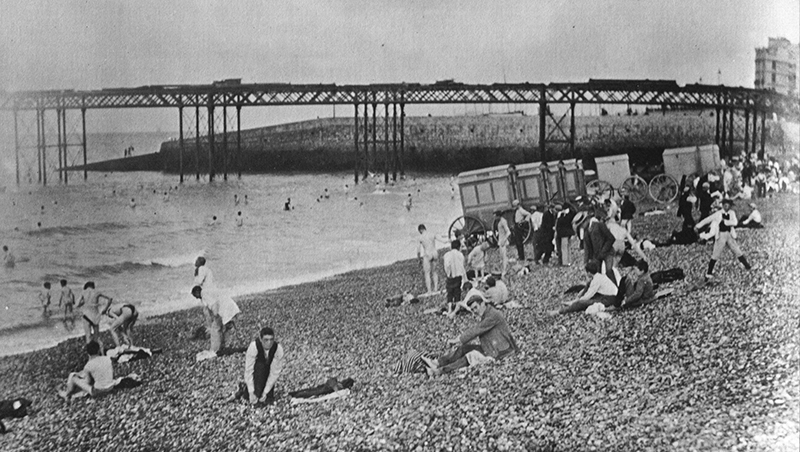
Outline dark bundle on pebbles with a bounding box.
[0,195,798,451]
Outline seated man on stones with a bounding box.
[619,259,655,309]
[423,296,519,376]
[739,202,763,229]
[228,326,285,405]
[58,340,115,402]
[548,259,618,316]
[444,281,485,319]
[483,276,509,307]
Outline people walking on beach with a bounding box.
[695,199,752,282]
[3,245,15,268]
[494,210,511,277]
[39,282,52,316]
[58,279,75,318]
[422,296,518,376]
[416,224,443,294]
[107,303,138,348]
[512,200,531,261]
[227,326,285,405]
[76,282,113,346]
[58,340,114,402]
[443,239,467,313]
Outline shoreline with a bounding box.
[1,194,797,451]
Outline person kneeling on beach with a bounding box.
[228,327,285,405]
[423,297,519,377]
[548,259,618,316]
[58,341,114,402]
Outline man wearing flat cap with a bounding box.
[695,198,752,281]
[511,199,531,262]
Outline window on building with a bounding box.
[772,73,776,83]
[772,61,777,70]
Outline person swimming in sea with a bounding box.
[284,198,293,211]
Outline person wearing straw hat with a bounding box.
[739,202,763,229]
[695,198,752,281]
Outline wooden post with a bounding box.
[81,108,87,181]
[353,103,359,184]
[179,107,184,183]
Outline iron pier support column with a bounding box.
[178,106,184,183]
[744,108,750,156]
[400,102,405,178]
[371,102,377,177]
[384,103,389,183]
[569,101,576,159]
[759,111,766,160]
[364,101,369,179]
[236,104,242,179]
[41,109,47,186]
[391,103,397,180]
[207,98,215,182]
[715,106,720,147]
[81,108,87,181]
[62,109,68,185]
[728,107,734,158]
[751,108,758,156]
[195,104,200,181]
[57,108,63,183]
[222,105,228,181]
[353,103,359,184]
[13,109,19,185]
[538,87,546,163]
[720,104,727,157]
[36,109,41,183]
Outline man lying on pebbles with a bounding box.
[423,296,519,376]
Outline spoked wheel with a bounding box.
[619,175,648,202]
[649,174,679,203]
[586,179,614,199]
[448,215,486,244]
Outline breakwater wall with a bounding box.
[159,113,768,173]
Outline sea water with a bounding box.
[0,171,461,356]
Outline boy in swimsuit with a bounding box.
[39,282,52,316]
[417,224,443,294]
[107,303,138,348]
[76,282,113,347]
[58,279,75,318]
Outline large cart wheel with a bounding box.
[448,215,486,244]
[586,179,614,199]
[649,174,679,203]
[619,175,648,202]
[493,216,532,244]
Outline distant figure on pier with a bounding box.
[236,211,244,227]
[404,194,413,211]
[2,245,15,269]
[284,198,293,211]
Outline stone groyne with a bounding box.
[158,113,770,174]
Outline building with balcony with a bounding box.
[755,37,799,96]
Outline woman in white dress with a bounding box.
[193,256,240,354]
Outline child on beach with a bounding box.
[58,279,75,318]
[466,238,490,280]
[107,303,138,348]
[39,282,52,316]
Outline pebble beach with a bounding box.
[0,193,798,451]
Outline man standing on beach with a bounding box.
[443,240,467,312]
[417,224,441,294]
[494,210,511,277]
[695,198,752,281]
[512,200,531,261]
[58,279,75,318]
[76,282,113,346]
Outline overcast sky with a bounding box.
[1,0,798,133]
